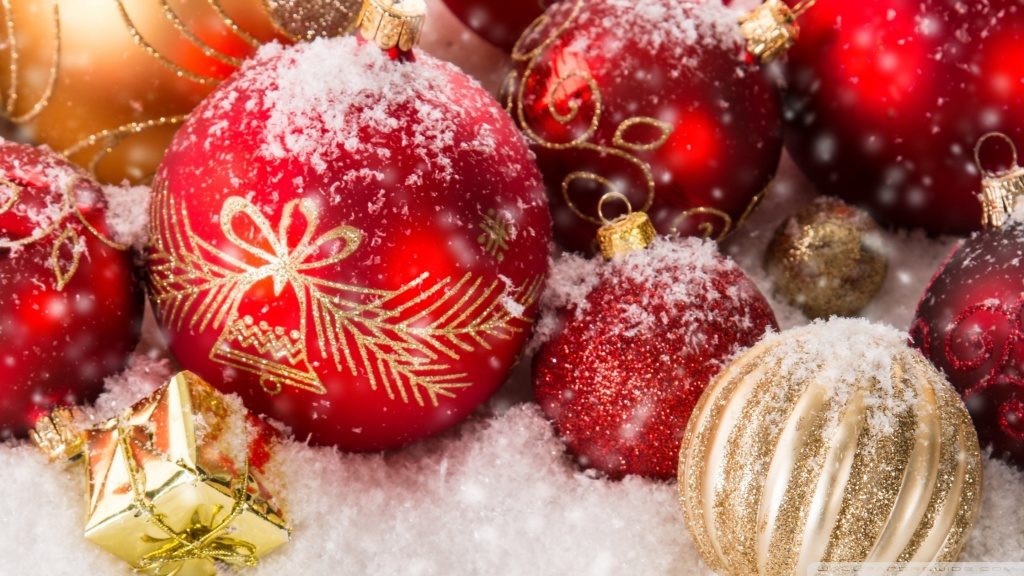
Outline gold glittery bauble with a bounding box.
[765,197,888,319]
[0,0,301,184]
[679,319,983,576]
[265,0,362,39]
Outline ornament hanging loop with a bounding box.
[596,192,656,260]
[974,132,1024,229]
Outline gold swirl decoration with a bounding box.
[679,321,983,576]
[0,0,353,184]
[148,185,542,406]
[0,173,127,289]
[504,0,767,243]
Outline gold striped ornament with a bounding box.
[679,319,982,576]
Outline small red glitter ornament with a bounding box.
[147,5,551,451]
[533,208,778,478]
[440,0,552,52]
[0,141,143,437]
[505,0,783,253]
[783,0,1024,234]
[911,134,1024,469]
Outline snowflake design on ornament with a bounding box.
[147,184,542,406]
[477,209,510,261]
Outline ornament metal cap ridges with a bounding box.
[30,407,85,464]
[358,0,427,52]
[595,192,657,259]
[740,0,816,63]
[975,132,1024,229]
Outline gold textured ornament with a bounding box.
[31,371,290,576]
[358,0,426,52]
[265,0,363,40]
[0,0,356,184]
[679,319,983,576]
[975,132,1024,229]
[764,197,887,319]
[740,0,816,63]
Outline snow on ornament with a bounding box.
[504,0,783,253]
[0,141,143,439]
[533,203,777,479]
[911,133,1024,470]
[146,1,552,452]
[781,0,1024,235]
[680,318,983,576]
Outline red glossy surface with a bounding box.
[148,41,552,451]
[0,142,143,437]
[911,222,1024,468]
[506,0,783,252]
[440,0,551,52]
[784,0,1024,234]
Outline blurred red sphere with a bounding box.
[784,0,1024,234]
[911,220,1024,468]
[147,38,551,451]
[439,0,552,52]
[505,0,783,252]
[0,142,143,437]
[533,239,778,479]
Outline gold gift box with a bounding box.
[33,372,290,576]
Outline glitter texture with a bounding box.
[764,196,888,319]
[533,237,777,479]
[679,318,984,576]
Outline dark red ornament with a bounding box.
[147,37,551,452]
[505,0,783,253]
[440,0,553,52]
[783,0,1024,234]
[533,238,778,479]
[911,219,1024,469]
[0,142,143,438]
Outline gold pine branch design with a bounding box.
[148,185,541,406]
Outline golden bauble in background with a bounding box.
[679,319,982,576]
[765,196,888,319]
[0,0,354,184]
[265,0,362,39]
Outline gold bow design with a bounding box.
[149,190,543,406]
[138,504,258,576]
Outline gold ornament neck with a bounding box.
[740,0,816,64]
[357,0,426,52]
[975,132,1024,229]
[596,192,657,259]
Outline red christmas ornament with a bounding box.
[0,142,143,438]
[146,33,551,451]
[911,135,1024,468]
[783,0,1024,234]
[533,226,778,479]
[440,0,552,52]
[505,0,783,253]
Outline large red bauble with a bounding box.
[533,238,778,478]
[911,220,1024,468]
[0,142,143,438]
[783,0,1024,234]
[439,0,552,52]
[147,38,552,451]
[506,0,783,253]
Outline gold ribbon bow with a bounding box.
[138,505,259,576]
[220,196,362,297]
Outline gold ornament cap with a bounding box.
[30,407,85,464]
[358,0,426,52]
[596,193,657,260]
[740,0,815,64]
[975,132,1024,229]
